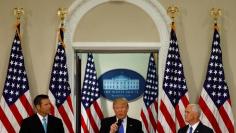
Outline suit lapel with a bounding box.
[126,117,134,133]
[193,122,203,133]
[47,115,54,133]
[34,114,46,133]
[183,126,189,133]
[111,116,117,124]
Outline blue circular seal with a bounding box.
[98,69,145,101]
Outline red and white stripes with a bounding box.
[0,90,33,133]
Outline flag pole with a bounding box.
[210,8,221,30]
[57,8,67,47]
[13,7,24,39]
[57,8,67,28]
[167,6,179,30]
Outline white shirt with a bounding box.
[187,121,200,133]
[117,117,127,133]
[37,113,48,126]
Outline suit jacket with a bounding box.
[178,122,213,133]
[100,116,143,133]
[19,114,64,133]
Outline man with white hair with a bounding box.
[178,104,213,133]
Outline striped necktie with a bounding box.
[42,117,47,133]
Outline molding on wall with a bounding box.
[65,0,171,123]
[72,42,162,51]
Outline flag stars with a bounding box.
[223,93,227,97]
[23,78,27,82]
[214,70,217,75]
[224,86,227,90]
[8,98,13,102]
[54,63,58,67]
[208,77,212,81]
[15,91,19,96]
[11,54,15,58]
[53,70,57,74]
[11,83,15,88]
[57,100,61,104]
[61,49,64,54]
[209,70,213,74]
[210,62,214,66]
[214,41,219,45]
[18,70,22,74]
[219,71,223,75]
[212,92,216,96]
[9,68,13,72]
[7,75,11,79]
[5,83,9,87]
[10,90,14,95]
[19,55,23,60]
[213,77,217,82]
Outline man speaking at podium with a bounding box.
[100,97,143,133]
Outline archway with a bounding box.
[65,0,171,131]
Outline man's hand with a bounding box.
[109,122,118,133]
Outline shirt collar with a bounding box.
[37,113,48,123]
[189,121,200,132]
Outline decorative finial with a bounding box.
[167,6,179,22]
[57,8,68,27]
[14,8,24,20]
[210,8,222,24]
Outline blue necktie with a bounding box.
[42,117,47,133]
[118,122,124,133]
[189,126,193,133]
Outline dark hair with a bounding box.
[33,94,49,106]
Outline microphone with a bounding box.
[116,119,123,127]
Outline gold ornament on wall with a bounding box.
[57,8,68,27]
[167,6,179,22]
[210,8,222,24]
[14,8,24,20]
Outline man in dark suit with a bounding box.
[19,94,64,133]
[178,104,213,133]
[100,98,143,133]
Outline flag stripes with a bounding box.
[81,53,104,133]
[141,53,158,133]
[199,24,234,133]
[0,23,34,133]
[48,27,75,133]
[158,22,190,133]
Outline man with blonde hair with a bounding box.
[178,104,213,133]
[100,97,143,133]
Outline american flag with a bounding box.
[199,24,235,133]
[157,22,189,133]
[140,53,158,133]
[0,23,34,133]
[81,53,104,133]
[48,28,74,133]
